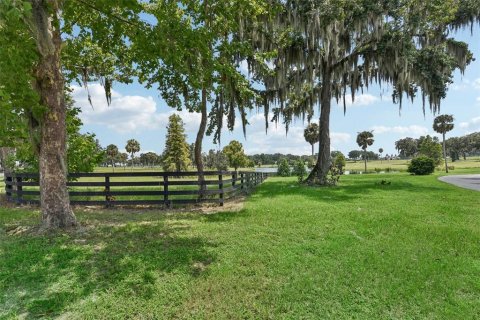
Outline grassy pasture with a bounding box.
[345,156,480,172]
[1,172,480,319]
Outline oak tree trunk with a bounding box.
[195,87,208,196]
[32,0,76,228]
[306,66,331,185]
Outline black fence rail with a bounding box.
[4,171,270,207]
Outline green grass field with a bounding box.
[1,171,480,319]
[345,157,480,172]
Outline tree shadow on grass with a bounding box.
[0,212,215,318]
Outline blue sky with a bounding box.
[75,27,480,156]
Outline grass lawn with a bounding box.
[345,157,480,172]
[1,171,480,319]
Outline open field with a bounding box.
[345,157,480,172]
[1,172,480,319]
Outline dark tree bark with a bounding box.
[306,65,331,185]
[195,87,208,196]
[32,0,76,228]
[311,144,314,156]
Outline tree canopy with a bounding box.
[223,140,248,171]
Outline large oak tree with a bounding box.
[247,0,478,185]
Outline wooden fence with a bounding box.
[4,171,270,207]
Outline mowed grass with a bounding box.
[345,156,480,171]
[1,172,480,319]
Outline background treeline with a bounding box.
[395,132,480,161]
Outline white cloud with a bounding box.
[337,93,379,108]
[450,79,472,91]
[459,116,480,130]
[371,125,429,136]
[473,78,480,89]
[72,84,159,133]
[72,84,201,134]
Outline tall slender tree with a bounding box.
[433,114,455,173]
[162,114,191,172]
[357,131,375,173]
[304,123,319,156]
[132,1,272,193]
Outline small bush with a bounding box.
[292,159,307,182]
[333,153,346,174]
[277,158,291,177]
[407,156,435,175]
[326,165,341,185]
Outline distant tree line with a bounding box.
[396,132,480,162]
[247,154,311,166]
[347,150,380,161]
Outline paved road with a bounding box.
[438,174,480,191]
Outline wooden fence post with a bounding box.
[16,176,23,204]
[105,175,111,208]
[219,173,224,206]
[240,173,244,190]
[164,175,169,208]
[5,174,12,202]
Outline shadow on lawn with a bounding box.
[0,212,215,318]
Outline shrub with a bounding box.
[326,165,341,185]
[407,156,435,175]
[277,158,291,177]
[332,152,346,174]
[292,159,307,181]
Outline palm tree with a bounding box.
[433,114,454,173]
[356,131,375,173]
[304,123,319,156]
[379,148,384,163]
[125,139,140,168]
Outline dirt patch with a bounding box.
[73,195,247,215]
[197,196,246,214]
[5,225,36,236]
